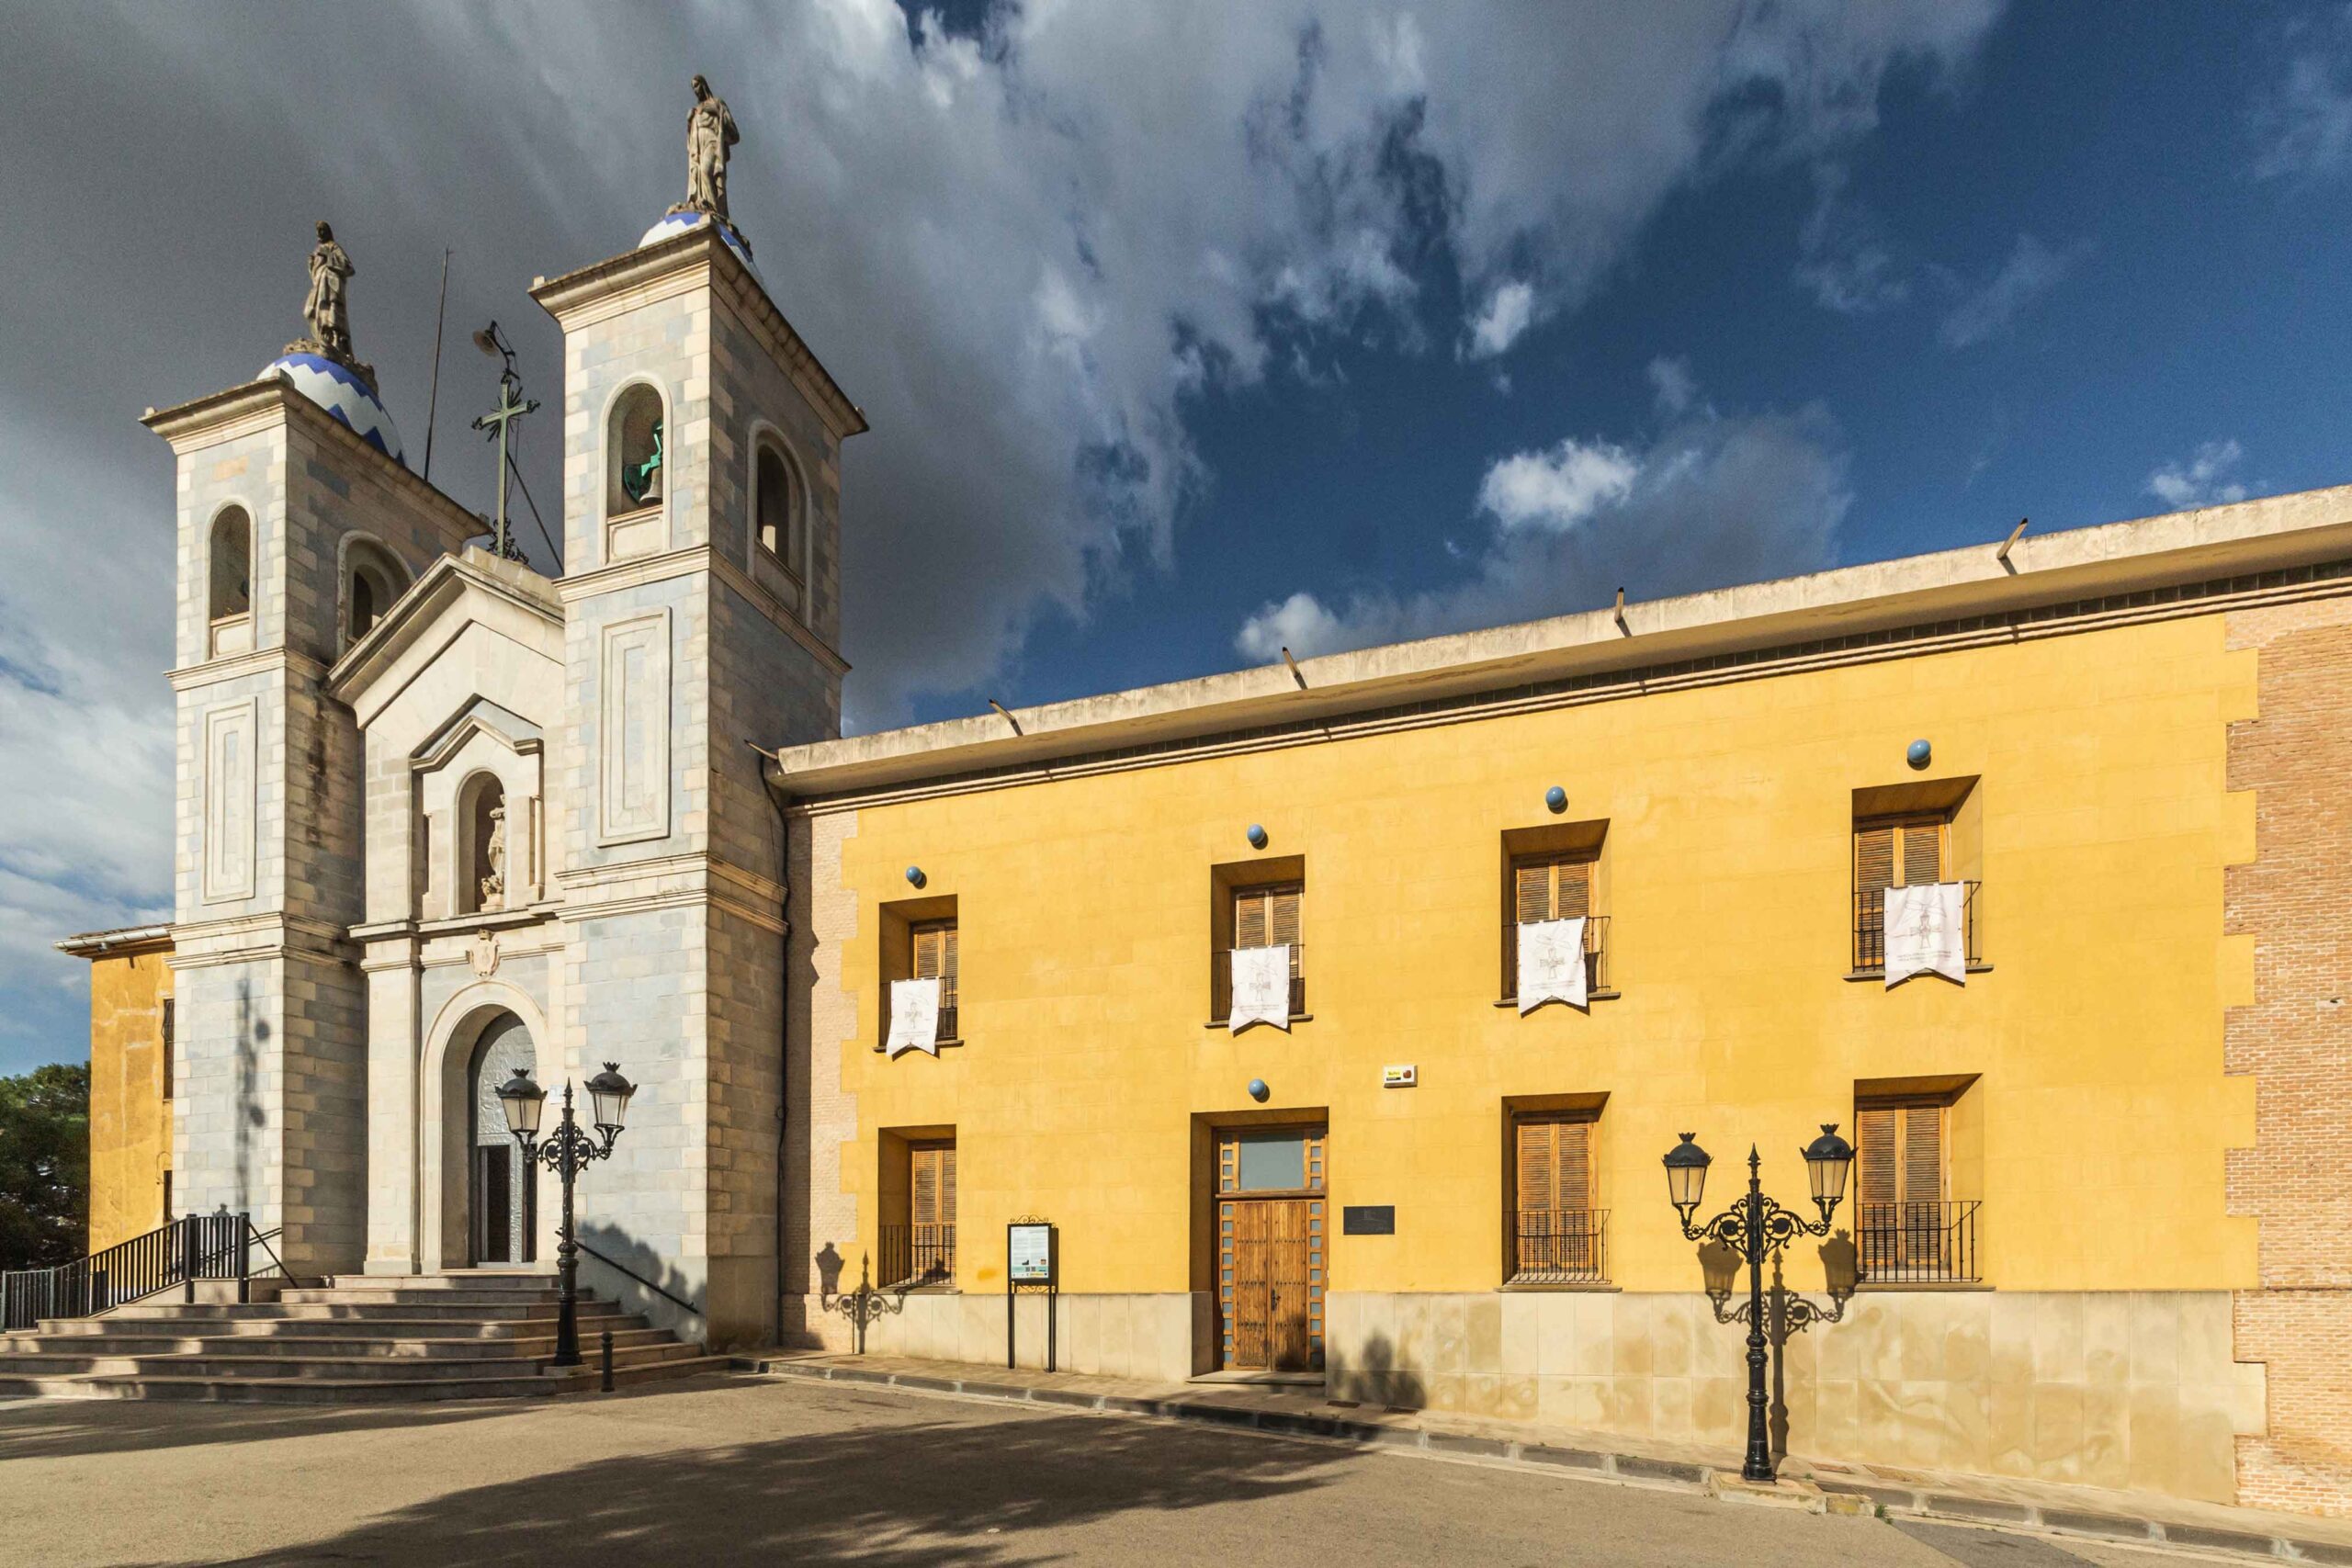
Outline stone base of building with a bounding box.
[1322,1290,2262,1506]
[786,1291,1211,1382]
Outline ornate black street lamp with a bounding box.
[1662,1123,1854,1484]
[497,1062,636,1368]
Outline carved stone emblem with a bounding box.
[470,929,500,978]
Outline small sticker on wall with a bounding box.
[1382,1064,1417,1089]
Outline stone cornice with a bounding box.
[529,225,868,442]
[169,645,328,694]
[773,483,2352,807]
[785,551,2352,817]
[165,911,356,969]
[556,543,849,677]
[141,377,481,542]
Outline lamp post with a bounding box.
[497,1062,636,1368]
[1662,1123,1855,1484]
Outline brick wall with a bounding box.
[2225,597,2352,1515]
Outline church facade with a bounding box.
[63,101,2352,1517]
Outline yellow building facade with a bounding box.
[57,927,174,1252]
[775,486,2352,1514]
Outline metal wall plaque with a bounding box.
[1342,1205,1396,1235]
[1008,1221,1056,1283]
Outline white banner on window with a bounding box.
[1518,917,1589,1012]
[1229,943,1293,1033]
[887,976,943,1056]
[1884,883,1968,987]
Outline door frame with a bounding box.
[1204,1119,1329,1371]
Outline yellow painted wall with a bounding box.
[825,614,2261,1300]
[86,946,173,1251]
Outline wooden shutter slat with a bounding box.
[1556,860,1591,919]
[912,927,939,978]
[1854,825,1895,893]
[1516,1119,1555,1214]
[1900,822,1943,888]
[1901,1105,1942,1205]
[940,1143,957,1221]
[1515,863,1553,923]
[1271,886,1301,953]
[911,1146,939,1227]
[1235,889,1267,950]
[1556,1120,1591,1212]
[1856,1107,1899,1205]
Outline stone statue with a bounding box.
[480,804,507,912]
[675,74,740,221]
[287,220,377,390]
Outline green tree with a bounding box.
[0,1063,89,1269]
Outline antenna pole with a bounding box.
[422,248,452,482]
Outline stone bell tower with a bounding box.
[144,226,480,1274]
[530,130,865,1340]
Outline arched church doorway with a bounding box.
[468,1013,537,1265]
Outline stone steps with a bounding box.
[0,1275,718,1404]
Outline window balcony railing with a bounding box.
[1510,1208,1609,1285]
[1851,882,1982,975]
[879,1224,956,1290]
[1211,944,1306,1023]
[1855,1200,1979,1284]
[1508,914,1612,1001]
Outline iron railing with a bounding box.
[1510,915,1613,1000]
[1510,1209,1609,1284]
[878,1224,956,1290]
[576,1237,703,1316]
[1855,1200,1979,1284]
[1211,944,1306,1023]
[1851,883,1982,974]
[1,1213,286,1331]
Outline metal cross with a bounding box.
[470,329,537,563]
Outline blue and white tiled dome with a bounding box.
[639,209,759,277]
[261,352,405,467]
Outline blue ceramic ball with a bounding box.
[1905,739,1932,771]
[1544,785,1567,813]
[1247,1077,1270,1102]
[1247,824,1269,850]
[905,865,926,887]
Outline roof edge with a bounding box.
[56,924,172,958]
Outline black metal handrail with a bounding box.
[1510,1208,1609,1284]
[1509,914,1613,1000]
[0,1213,284,1331]
[1211,943,1307,1022]
[878,1224,956,1290]
[575,1237,702,1317]
[1855,1200,1980,1283]
[1852,882,1982,973]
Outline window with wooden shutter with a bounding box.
[912,919,958,1038]
[906,1140,956,1287]
[1511,1114,1603,1281]
[1854,1100,1949,1276]
[1229,882,1304,1016]
[1852,813,1948,970]
[1509,853,1598,998]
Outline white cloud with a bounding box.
[1937,233,2086,349]
[1477,439,1642,532]
[1465,280,1538,359]
[1234,591,1348,663]
[1646,355,1698,417]
[1237,374,1849,660]
[2146,440,2249,510]
[2253,6,2352,180]
[1793,164,1912,315]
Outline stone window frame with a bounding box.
[336,530,411,651]
[598,377,672,566]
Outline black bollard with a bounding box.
[600,1327,615,1393]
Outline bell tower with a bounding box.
[144,226,480,1275]
[532,189,865,1340]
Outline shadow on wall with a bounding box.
[232,980,268,1221]
[812,1241,845,1300]
[210,1404,1351,1567]
[1322,1333,1429,1412]
[575,1222,707,1333]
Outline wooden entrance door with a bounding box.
[1229,1199,1313,1371]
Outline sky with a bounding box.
[2,1,2350,1074]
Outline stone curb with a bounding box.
[739,1356,2351,1563]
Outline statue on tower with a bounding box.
[673,74,740,222]
[287,220,377,390]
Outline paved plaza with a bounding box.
[0,1376,2216,1568]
